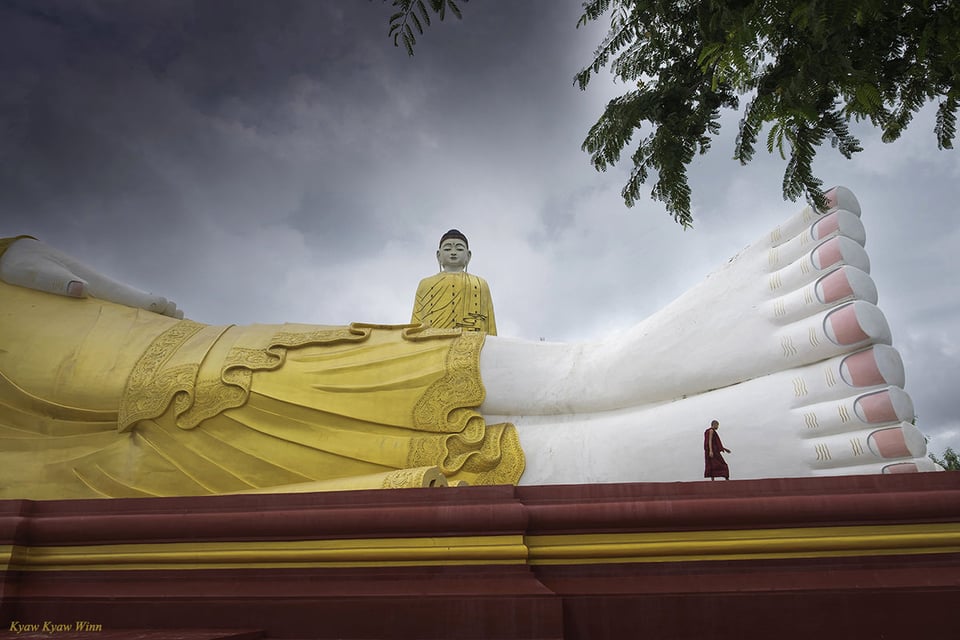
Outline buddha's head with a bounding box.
[437,229,471,272]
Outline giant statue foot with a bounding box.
[479,187,938,481]
[0,186,939,499]
[509,343,935,483]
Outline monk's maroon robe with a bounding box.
[703,428,730,479]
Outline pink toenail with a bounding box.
[817,269,853,303]
[826,305,869,345]
[813,238,842,269]
[883,463,918,474]
[855,390,898,423]
[869,427,911,458]
[813,213,840,240]
[841,349,886,387]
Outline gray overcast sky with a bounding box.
[2,0,958,456]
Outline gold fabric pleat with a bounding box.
[0,280,524,499]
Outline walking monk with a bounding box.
[704,419,732,480]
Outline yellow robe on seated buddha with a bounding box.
[411,271,497,335]
[0,279,523,500]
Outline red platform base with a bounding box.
[2,473,959,639]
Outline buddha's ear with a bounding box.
[465,249,472,267]
[436,249,442,268]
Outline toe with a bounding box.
[807,422,924,469]
[811,236,870,272]
[822,186,861,216]
[824,301,891,347]
[815,266,877,305]
[855,387,915,424]
[812,210,866,245]
[840,344,905,389]
[868,422,926,459]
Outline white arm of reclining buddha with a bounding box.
[0,237,183,318]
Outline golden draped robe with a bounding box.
[410,272,497,335]
[0,276,523,500]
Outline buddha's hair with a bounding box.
[439,229,468,248]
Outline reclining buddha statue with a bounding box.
[0,187,937,499]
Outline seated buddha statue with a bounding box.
[0,186,938,500]
[411,229,497,335]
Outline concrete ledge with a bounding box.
[1,474,958,639]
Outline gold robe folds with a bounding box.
[0,280,523,499]
[411,272,497,335]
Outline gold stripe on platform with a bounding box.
[2,535,529,571]
[0,544,13,571]
[527,523,960,565]
[3,523,958,572]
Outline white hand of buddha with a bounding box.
[0,237,183,318]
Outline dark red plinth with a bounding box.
[2,474,958,640]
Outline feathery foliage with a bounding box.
[577,0,959,226]
[386,0,959,226]
[930,447,960,471]
[386,0,465,56]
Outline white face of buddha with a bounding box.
[437,239,470,272]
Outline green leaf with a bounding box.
[383,0,468,56]
[935,97,958,150]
